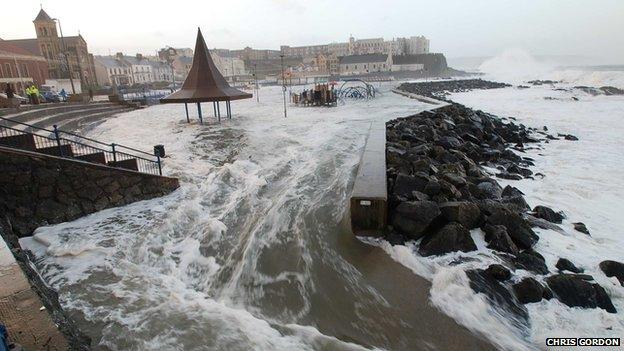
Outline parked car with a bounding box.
[41,91,61,103]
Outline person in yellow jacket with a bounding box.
[31,86,40,104]
[25,86,33,104]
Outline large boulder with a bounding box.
[573,222,590,235]
[556,258,584,274]
[477,181,502,199]
[485,264,512,281]
[501,185,524,197]
[483,224,519,255]
[483,205,539,250]
[513,277,550,304]
[466,269,528,326]
[546,274,617,313]
[439,202,481,228]
[392,173,430,198]
[532,205,565,224]
[513,250,549,275]
[418,222,477,256]
[599,260,624,286]
[526,214,563,233]
[391,201,440,240]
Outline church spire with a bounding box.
[34,8,53,22]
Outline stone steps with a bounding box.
[31,105,131,131]
[0,102,117,123]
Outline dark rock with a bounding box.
[386,232,407,246]
[419,222,477,256]
[593,284,617,313]
[477,181,502,199]
[507,164,533,177]
[532,205,564,224]
[513,250,549,275]
[501,195,530,212]
[439,202,481,228]
[546,274,617,313]
[391,201,441,240]
[496,172,523,181]
[411,191,430,202]
[485,264,512,281]
[501,185,524,197]
[466,269,528,325]
[573,222,590,235]
[484,224,519,255]
[556,258,584,274]
[436,136,461,149]
[599,260,624,286]
[513,277,546,304]
[526,214,563,233]
[393,173,430,198]
[484,206,538,250]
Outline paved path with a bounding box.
[0,237,68,350]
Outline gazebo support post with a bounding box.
[184,103,190,123]
[227,100,231,119]
[213,102,217,117]
[197,102,203,124]
[216,101,221,122]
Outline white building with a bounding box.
[122,53,152,84]
[149,61,173,82]
[211,52,246,78]
[281,35,430,58]
[338,54,392,76]
[94,53,173,86]
[94,55,133,86]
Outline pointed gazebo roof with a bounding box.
[161,28,252,104]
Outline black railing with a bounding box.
[0,115,162,176]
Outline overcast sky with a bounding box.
[3,0,623,62]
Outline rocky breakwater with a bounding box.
[397,79,511,101]
[384,81,621,324]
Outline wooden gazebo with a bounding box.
[161,28,252,123]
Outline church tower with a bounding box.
[33,8,62,77]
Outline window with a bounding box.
[5,64,12,78]
[0,65,3,78]
[22,64,29,77]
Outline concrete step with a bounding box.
[0,134,37,151]
[0,102,117,124]
[50,106,131,132]
[36,144,74,157]
[75,151,107,164]
[26,105,130,131]
[108,158,138,171]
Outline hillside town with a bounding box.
[1,7,444,103]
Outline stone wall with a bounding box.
[0,146,179,237]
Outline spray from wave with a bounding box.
[478,49,624,88]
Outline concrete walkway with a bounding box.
[0,237,68,350]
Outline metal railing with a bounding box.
[0,115,162,176]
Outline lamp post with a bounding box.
[253,63,259,102]
[280,54,287,118]
[231,56,235,85]
[53,18,76,95]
